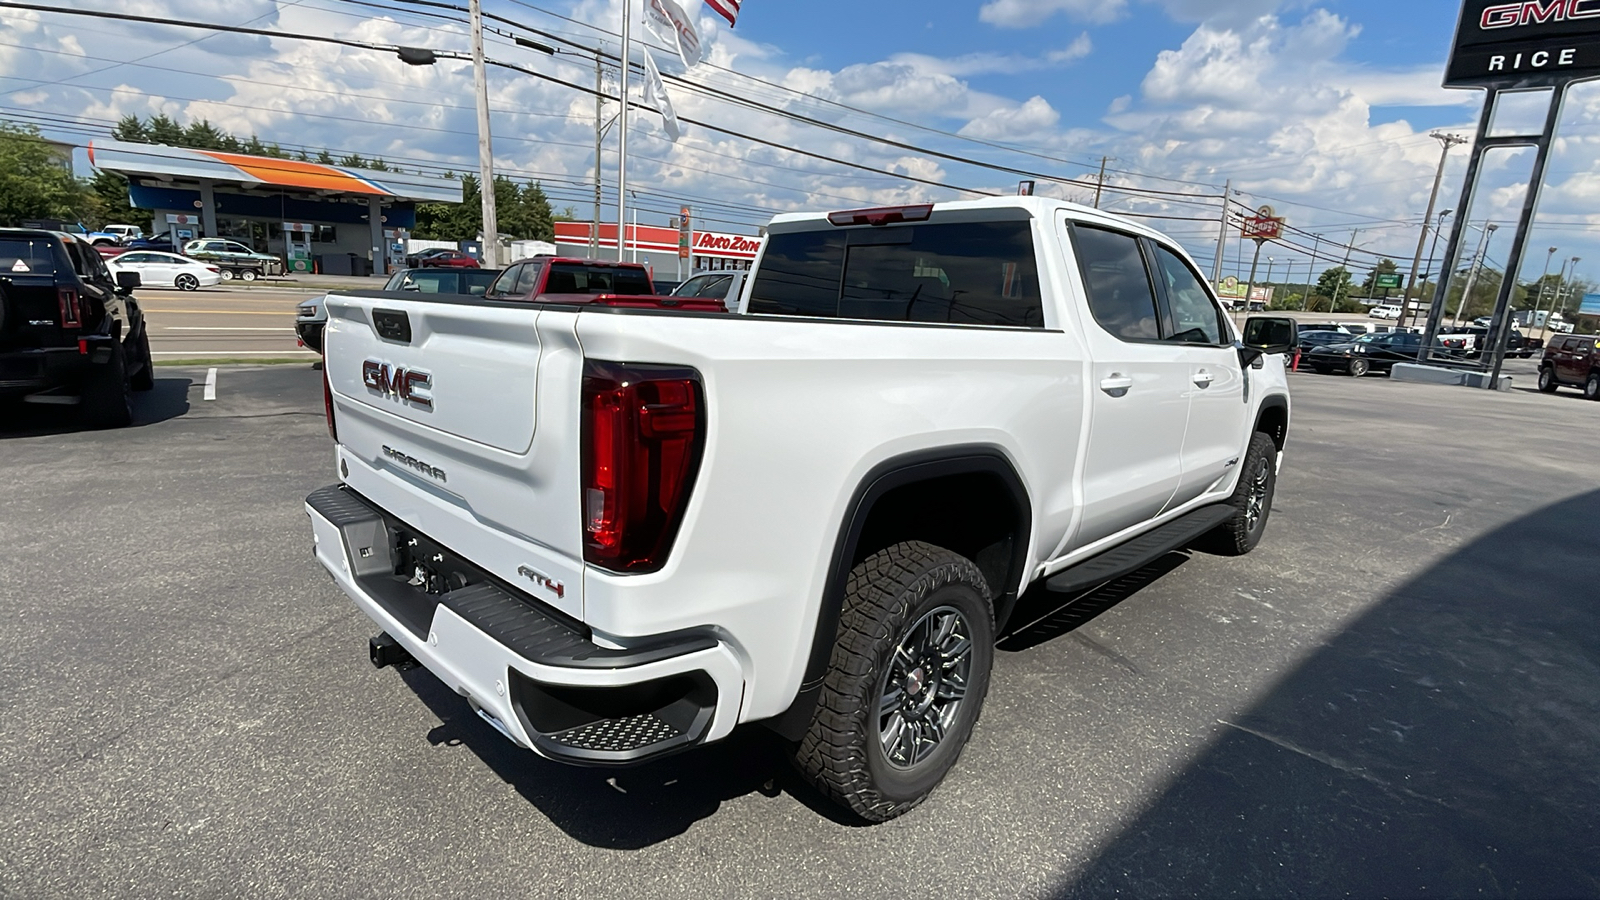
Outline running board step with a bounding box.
[1046,504,1235,595]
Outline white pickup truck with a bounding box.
[306,197,1297,821]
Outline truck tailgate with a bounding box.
[323,295,586,618]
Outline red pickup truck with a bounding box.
[1538,334,1600,399]
[484,257,727,312]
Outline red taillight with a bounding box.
[206,266,221,273]
[581,360,705,573]
[826,204,933,227]
[57,288,81,329]
[323,368,337,441]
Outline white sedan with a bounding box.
[107,251,223,291]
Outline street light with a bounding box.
[1419,208,1454,320]
[1530,246,1559,340]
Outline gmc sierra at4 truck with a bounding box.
[305,197,1297,821]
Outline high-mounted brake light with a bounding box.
[826,204,934,227]
[581,360,705,574]
[57,288,81,329]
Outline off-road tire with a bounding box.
[129,328,154,392]
[1197,431,1278,557]
[175,274,199,291]
[1586,371,1600,401]
[81,342,132,429]
[793,541,994,823]
[1538,366,1559,393]
[1348,358,1370,378]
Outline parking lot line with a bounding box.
[204,368,217,401]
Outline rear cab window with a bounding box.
[0,237,57,276]
[543,263,651,296]
[747,215,1045,328]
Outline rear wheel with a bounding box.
[1586,371,1600,401]
[240,268,259,282]
[175,273,199,291]
[130,328,154,391]
[1198,431,1278,557]
[219,268,235,282]
[793,541,993,822]
[1538,366,1559,393]
[81,342,132,429]
[1348,358,1370,378]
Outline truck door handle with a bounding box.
[1193,370,1215,388]
[1099,374,1133,397]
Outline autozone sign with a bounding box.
[694,232,763,254]
[1447,0,1600,86]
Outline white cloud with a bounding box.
[959,96,1062,140]
[979,0,1126,28]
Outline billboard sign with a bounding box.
[1446,1,1600,88]
[1580,292,1600,316]
[678,206,691,259]
[1241,206,1285,241]
[1375,272,1404,289]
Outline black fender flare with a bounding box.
[766,444,1032,740]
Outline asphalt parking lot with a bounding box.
[2,361,1598,898]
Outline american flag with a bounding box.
[704,0,740,27]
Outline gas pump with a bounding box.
[283,222,314,274]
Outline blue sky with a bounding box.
[4,0,1596,288]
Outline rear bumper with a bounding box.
[305,484,743,765]
[0,343,106,397]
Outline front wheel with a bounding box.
[1348,358,1370,378]
[793,541,994,822]
[240,268,259,282]
[218,268,234,282]
[1197,431,1278,557]
[1538,367,1559,393]
[175,273,199,292]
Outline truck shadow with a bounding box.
[398,667,862,848]
[0,377,191,437]
[1049,489,1600,897]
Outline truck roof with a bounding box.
[503,256,650,269]
[767,196,1175,242]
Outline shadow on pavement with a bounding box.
[1054,490,1600,897]
[397,665,863,848]
[0,376,191,438]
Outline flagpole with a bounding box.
[616,0,630,263]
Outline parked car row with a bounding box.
[295,267,503,353]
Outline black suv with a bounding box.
[0,229,153,427]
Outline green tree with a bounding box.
[0,123,90,224]
[1313,266,1352,313]
[182,120,228,150]
[146,114,185,145]
[337,152,368,169]
[316,150,336,165]
[86,169,150,232]
[112,115,149,143]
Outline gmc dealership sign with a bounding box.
[1447,0,1600,86]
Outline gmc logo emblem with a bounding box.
[363,359,433,409]
[1481,0,1600,29]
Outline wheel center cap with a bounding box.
[905,667,927,697]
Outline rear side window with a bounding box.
[487,264,522,297]
[1152,245,1224,345]
[1072,225,1160,342]
[543,263,652,295]
[513,262,544,295]
[0,238,55,275]
[748,221,1044,327]
[403,270,457,293]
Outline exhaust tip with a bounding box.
[369,632,415,670]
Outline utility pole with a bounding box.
[1420,209,1454,318]
[1303,234,1323,310]
[1529,246,1558,339]
[1211,181,1230,284]
[468,0,498,268]
[1453,222,1497,328]
[615,0,631,263]
[1093,156,1111,209]
[1400,132,1468,330]
[1331,229,1360,314]
[592,48,603,256]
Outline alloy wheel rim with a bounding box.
[877,605,974,770]
[1245,458,1271,532]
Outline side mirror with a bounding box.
[115,270,141,291]
[1243,316,1298,354]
